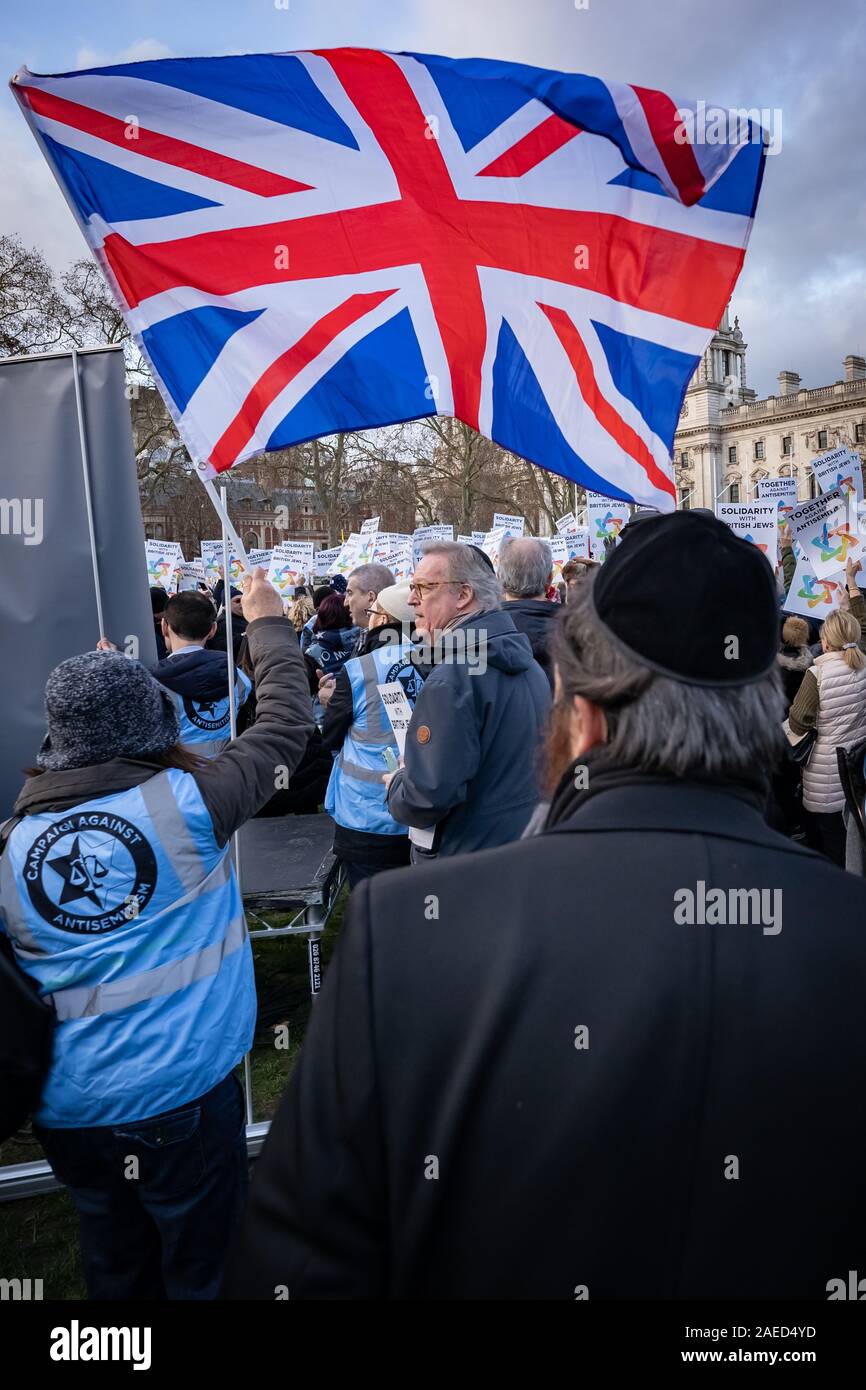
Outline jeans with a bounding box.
[36,1072,248,1300]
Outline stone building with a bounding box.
[673,308,866,509]
[141,475,366,557]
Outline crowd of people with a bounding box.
[2,508,866,1301]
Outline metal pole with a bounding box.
[203,477,250,571]
[218,485,253,1127]
[220,485,239,746]
[71,349,106,638]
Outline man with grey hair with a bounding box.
[228,512,866,1300]
[499,536,559,689]
[383,540,550,857]
[318,562,395,711]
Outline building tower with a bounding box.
[674,305,755,507]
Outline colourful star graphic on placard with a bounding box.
[595,511,624,540]
[742,532,768,555]
[811,524,843,564]
[797,575,839,609]
[829,524,857,560]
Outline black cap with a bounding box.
[589,511,778,686]
[468,543,496,573]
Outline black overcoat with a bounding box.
[226,776,866,1299]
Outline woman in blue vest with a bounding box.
[322,584,424,887]
[0,569,314,1300]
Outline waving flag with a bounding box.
[11,49,767,510]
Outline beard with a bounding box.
[542,700,577,797]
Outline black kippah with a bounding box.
[588,511,779,686]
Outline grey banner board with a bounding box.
[0,346,156,817]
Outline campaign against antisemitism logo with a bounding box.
[797,575,840,609]
[182,696,229,732]
[24,813,157,933]
[385,657,424,702]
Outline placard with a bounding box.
[787,490,864,580]
[177,559,206,592]
[481,527,508,568]
[145,539,184,591]
[811,447,864,506]
[312,545,342,574]
[328,533,363,576]
[199,540,223,587]
[715,501,778,560]
[376,682,414,758]
[267,541,315,595]
[586,495,630,559]
[549,535,568,586]
[413,524,454,562]
[492,512,525,537]
[783,555,845,619]
[563,527,591,560]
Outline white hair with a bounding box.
[499,537,553,597]
[420,541,502,610]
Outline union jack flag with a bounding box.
[12,49,767,510]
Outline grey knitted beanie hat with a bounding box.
[37,651,180,771]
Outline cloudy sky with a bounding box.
[2,0,863,397]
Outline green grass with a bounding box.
[0,888,347,1300]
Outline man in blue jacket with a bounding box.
[385,542,550,858]
[153,591,251,756]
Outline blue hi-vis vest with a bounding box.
[169,671,251,758]
[0,768,255,1128]
[325,641,423,837]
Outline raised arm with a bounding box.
[193,569,315,846]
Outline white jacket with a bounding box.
[802,652,866,813]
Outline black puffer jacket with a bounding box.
[502,598,561,688]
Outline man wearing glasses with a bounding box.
[383,542,550,859]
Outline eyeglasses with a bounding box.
[407,579,462,598]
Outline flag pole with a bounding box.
[219,483,240,748]
[200,474,250,570]
[71,349,107,640]
[216,482,253,1127]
